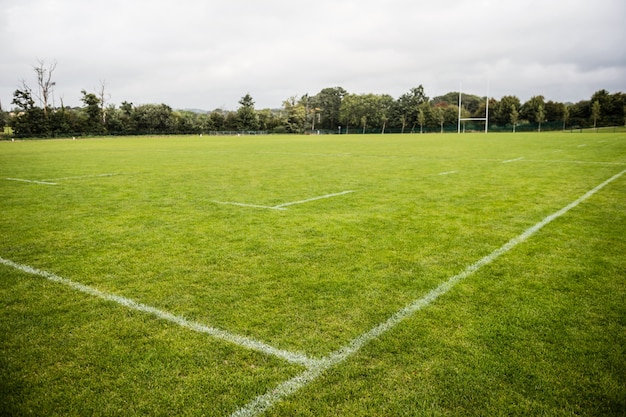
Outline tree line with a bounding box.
[2,61,625,138]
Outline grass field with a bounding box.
[1,132,625,416]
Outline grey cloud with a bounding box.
[1,0,624,110]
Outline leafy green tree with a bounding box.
[492,96,521,126]
[0,101,7,131]
[433,106,445,133]
[417,106,426,134]
[256,108,281,132]
[544,100,564,122]
[510,105,519,132]
[562,105,570,130]
[10,84,48,137]
[81,90,103,133]
[339,93,391,134]
[132,103,174,133]
[209,110,226,131]
[236,93,258,131]
[313,87,347,130]
[378,94,394,134]
[591,100,601,129]
[395,85,429,133]
[223,111,239,131]
[536,104,546,132]
[521,95,545,125]
[282,96,306,133]
[173,111,197,133]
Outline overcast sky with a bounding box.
[1,0,625,111]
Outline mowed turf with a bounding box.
[1,133,624,416]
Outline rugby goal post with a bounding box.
[458,85,489,133]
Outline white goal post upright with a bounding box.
[458,82,490,133]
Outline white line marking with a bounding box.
[578,144,587,147]
[502,157,524,163]
[519,159,625,166]
[257,152,352,157]
[214,190,355,211]
[231,168,626,417]
[0,257,319,368]
[214,201,287,210]
[438,171,458,176]
[40,173,120,181]
[5,178,58,185]
[273,190,355,209]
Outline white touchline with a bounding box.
[502,157,524,163]
[5,178,58,185]
[231,168,626,417]
[438,171,458,175]
[0,257,319,368]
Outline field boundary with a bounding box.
[0,257,319,368]
[231,168,626,417]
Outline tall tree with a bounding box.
[490,95,520,126]
[510,104,519,133]
[313,87,347,130]
[378,94,394,134]
[591,100,601,129]
[33,59,57,118]
[81,89,103,133]
[396,85,429,132]
[237,93,258,131]
[433,106,445,133]
[536,104,546,132]
[521,95,545,125]
[282,96,306,133]
[10,83,47,136]
[417,104,427,134]
[98,80,110,125]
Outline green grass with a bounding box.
[1,132,625,416]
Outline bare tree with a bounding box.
[33,59,57,117]
[98,80,110,125]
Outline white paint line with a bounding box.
[5,178,58,185]
[214,190,355,211]
[520,160,625,166]
[0,257,319,368]
[213,201,287,211]
[231,168,626,417]
[502,157,524,163]
[578,144,587,147]
[257,152,352,157]
[438,171,458,176]
[272,190,355,209]
[40,173,120,181]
